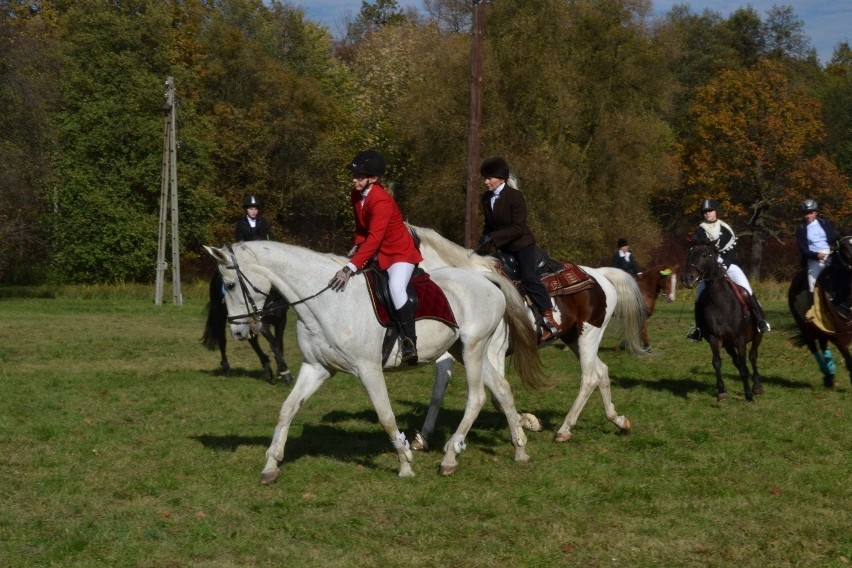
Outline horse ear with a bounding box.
[204,245,229,264]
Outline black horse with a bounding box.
[788,235,852,388]
[682,242,763,401]
[202,271,292,384]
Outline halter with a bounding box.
[222,244,333,327]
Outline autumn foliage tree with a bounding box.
[680,59,848,279]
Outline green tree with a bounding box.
[680,60,848,279]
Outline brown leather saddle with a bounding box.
[363,265,458,364]
[493,249,594,296]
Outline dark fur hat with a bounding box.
[617,238,629,248]
[480,156,510,180]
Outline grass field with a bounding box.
[0,283,849,567]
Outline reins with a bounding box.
[224,244,332,325]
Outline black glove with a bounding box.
[329,266,354,292]
[474,234,492,254]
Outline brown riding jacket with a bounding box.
[481,184,535,252]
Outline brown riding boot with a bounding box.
[539,309,558,343]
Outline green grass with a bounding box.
[0,285,849,567]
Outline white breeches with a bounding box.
[387,262,415,309]
[807,257,830,292]
[697,262,753,297]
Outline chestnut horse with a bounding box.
[634,265,677,351]
[788,235,852,388]
[682,242,763,401]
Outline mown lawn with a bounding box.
[0,285,849,567]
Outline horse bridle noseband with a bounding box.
[223,244,332,327]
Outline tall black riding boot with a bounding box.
[686,301,702,342]
[748,294,771,334]
[396,301,418,365]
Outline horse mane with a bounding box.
[406,224,495,272]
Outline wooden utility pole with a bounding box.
[155,76,182,306]
[463,0,486,248]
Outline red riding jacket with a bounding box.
[348,183,422,271]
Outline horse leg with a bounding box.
[218,336,231,377]
[836,343,852,387]
[356,365,415,478]
[709,337,727,401]
[261,363,331,485]
[813,338,836,388]
[439,344,489,476]
[727,338,753,402]
[480,329,529,463]
[412,352,455,451]
[271,312,293,384]
[640,320,650,351]
[554,342,598,443]
[248,335,274,383]
[593,356,631,433]
[749,335,763,396]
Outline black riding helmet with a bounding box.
[243,195,261,209]
[348,149,385,177]
[800,198,818,213]
[699,198,720,213]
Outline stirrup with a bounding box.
[686,327,702,342]
[400,337,418,365]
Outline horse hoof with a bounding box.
[439,464,458,476]
[620,417,632,433]
[823,375,836,389]
[717,392,728,402]
[279,371,293,384]
[554,431,572,443]
[753,386,764,396]
[519,413,543,432]
[410,432,428,452]
[260,469,280,485]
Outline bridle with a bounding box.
[686,245,724,283]
[223,244,333,328]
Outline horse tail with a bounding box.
[596,267,649,355]
[481,272,549,389]
[201,272,226,351]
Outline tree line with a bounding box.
[0,0,849,284]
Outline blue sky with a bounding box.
[298,0,850,64]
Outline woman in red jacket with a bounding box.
[329,150,423,364]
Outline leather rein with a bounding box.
[223,244,331,328]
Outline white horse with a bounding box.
[407,224,647,446]
[204,241,545,482]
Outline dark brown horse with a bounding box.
[682,242,763,401]
[788,235,852,388]
[202,271,292,384]
[633,265,677,351]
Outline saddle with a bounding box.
[805,269,852,334]
[493,249,594,297]
[363,265,458,365]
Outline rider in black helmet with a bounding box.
[795,198,849,317]
[687,198,770,341]
[236,195,272,242]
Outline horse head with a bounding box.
[204,244,271,340]
[658,267,677,302]
[682,241,723,289]
[836,235,852,271]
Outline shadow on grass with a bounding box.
[199,366,288,384]
[614,370,815,399]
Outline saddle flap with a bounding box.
[364,270,458,329]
